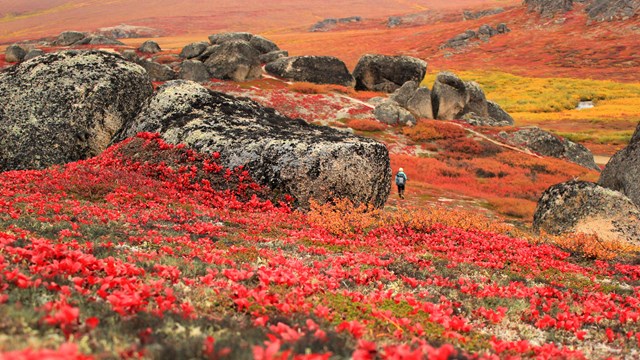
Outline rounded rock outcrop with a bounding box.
[431,72,469,120]
[5,44,27,63]
[599,125,640,207]
[114,80,391,208]
[204,41,262,82]
[0,50,153,171]
[533,180,640,245]
[265,56,355,87]
[139,40,161,53]
[353,54,427,92]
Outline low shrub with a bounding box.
[346,119,387,132]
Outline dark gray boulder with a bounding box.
[53,31,86,46]
[121,49,139,62]
[533,180,640,245]
[204,41,262,82]
[249,35,279,54]
[0,50,153,171]
[23,49,45,61]
[496,23,511,33]
[353,54,427,92]
[75,35,125,46]
[524,0,573,18]
[374,100,416,126]
[259,50,288,64]
[208,32,253,44]
[497,127,599,170]
[139,40,161,53]
[5,44,26,63]
[431,72,469,120]
[387,16,402,28]
[478,25,499,38]
[139,60,176,81]
[180,42,209,59]
[114,80,391,208]
[179,60,211,82]
[463,8,505,20]
[599,124,640,207]
[486,101,514,126]
[389,81,419,107]
[587,0,640,21]
[265,56,355,87]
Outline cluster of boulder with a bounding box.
[96,24,161,39]
[310,17,362,32]
[462,7,506,20]
[52,30,125,46]
[534,123,640,245]
[0,50,391,209]
[373,71,514,127]
[524,0,640,22]
[443,23,510,49]
[5,44,44,63]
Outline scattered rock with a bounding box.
[5,44,27,63]
[208,32,253,44]
[204,41,262,82]
[53,31,86,46]
[524,0,573,18]
[387,16,402,28]
[497,127,599,170]
[259,50,289,64]
[599,125,640,207]
[463,8,505,20]
[353,54,427,92]
[180,42,209,59]
[496,23,511,33]
[139,40,161,53]
[265,56,355,87]
[114,80,391,208]
[374,100,417,125]
[249,35,279,54]
[478,24,499,39]
[431,72,469,120]
[310,16,362,32]
[0,50,153,171]
[139,60,176,81]
[179,60,211,82]
[533,180,640,245]
[23,49,45,61]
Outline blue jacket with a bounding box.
[395,172,407,185]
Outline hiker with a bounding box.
[395,167,408,199]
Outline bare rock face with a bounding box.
[599,124,640,207]
[139,60,176,82]
[353,54,427,92]
[204,41,262,82]
[179,60,211,82]
[524,0,574,17]
[431,72,469,120]
[259,50,288,64]
[462,81,489,118]
[389,81,433,119]
[374,100,417,125]
[498,127,599,170]
[115,80,391,208]
[23,49,45,61]
[75,35,125,46]
[5,44,26,63]
[389,81,419,107]
[180,42,209,59]
[533,180,640,245]
[0,50,153,171]
[486,101,514,126]
[406,87,434,119]
[249,35,280,54]
[266,56,355,86]
[208,32,254,44]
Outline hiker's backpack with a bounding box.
[395,173,406,185]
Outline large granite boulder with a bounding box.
[389,81,433,119]
[180,42,209,59]
[139,60,176,82]
[431,72,469,120]
[75,35,125,46]
[5,44,26,63]
[486,101,514,126]
[374,101,416,126]
[533,180,640,245]
[0,50,153,171]
[139,40,161,53]
[497,127,599,170]
[24,49,45,61]
[353,54,427,92]
[179,60,211,82]
[524,0,573,17]
[462,81,489,118]
[249,35,279,54]
[114,80,391,208]
[259,50,288,64]
[53,31,86,46]
[389,81,419,107]
[265,56,355,87]
[599,125,640,207]
[204,41,262,82]
[208,32,254,44]
[406,87,434,119]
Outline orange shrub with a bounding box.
[403,120,467,142]
[486,197,537,219]
[536,232,640,260]
[308,198,381,236]
[288,82,356,96]
[347,119,387,132]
